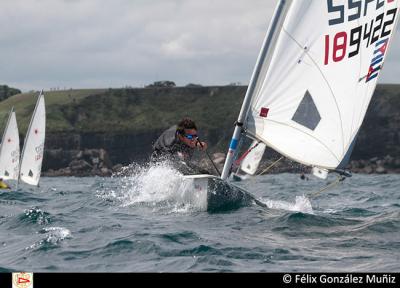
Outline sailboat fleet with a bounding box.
[0,92,46,188]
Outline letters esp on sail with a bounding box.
[245,0,399,170]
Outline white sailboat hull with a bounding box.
[182,175,255,212]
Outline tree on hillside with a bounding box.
[185,83,203,87]
[0,85,21,101]
[227,82,242,86]
[145,81,176,88]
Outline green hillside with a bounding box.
[0,86,245,137]
[0,84,399,149]
[0,89,106,134]
[1,84,399,174]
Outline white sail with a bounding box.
[19,92,46,186]
[0,108,20,180]
[240,141,266,175]
[245,0,400,170]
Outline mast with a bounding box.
[221,0,289,180]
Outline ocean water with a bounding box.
[0,162,399,272]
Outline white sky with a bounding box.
[0,0,399,92]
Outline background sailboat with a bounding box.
[0,108,20,181]
[19,92,46,186]
[237,140,266,175]
[231,140,266,181]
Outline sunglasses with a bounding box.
[184,134,198,140]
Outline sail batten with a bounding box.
[245,0,400,170]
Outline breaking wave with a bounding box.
[97,161,207,212]
[261,195,314,214]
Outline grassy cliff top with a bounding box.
[0,89,106,135]
[0,84,399,138]
[0,86,246,136]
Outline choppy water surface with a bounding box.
[0,162,399,272]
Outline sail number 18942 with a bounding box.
[324,0,397,65]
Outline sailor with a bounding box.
[151,117,209,174]
[0,178,11,189]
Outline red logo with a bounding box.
[12,272,33,288]
[18,278,30,284]
[260,107,269,118]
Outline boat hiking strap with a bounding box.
[307,175,346,199]
[257,156,284,176]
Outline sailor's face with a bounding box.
[180,128,198,148]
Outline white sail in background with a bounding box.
[19,92,46,186]
[245,0,400,170]
[240,141,266,175]
[0,108,20,180]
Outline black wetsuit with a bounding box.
[152,125,194,160]
[151,125,210,175]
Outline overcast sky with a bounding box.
[0,0,399,92]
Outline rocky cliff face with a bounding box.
[346,84,400,173]
[39,84,400,175]
[42,128,226,176]
[43,131,159,176]
[352,85,400,159]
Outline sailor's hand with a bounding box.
[177,152,185,160]
[196,141,207,151]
